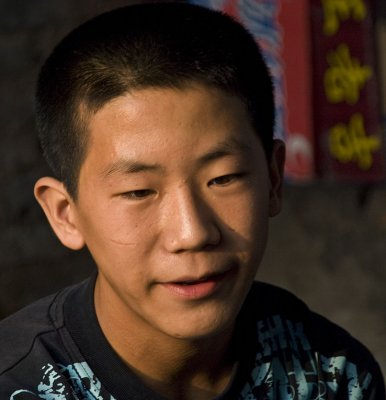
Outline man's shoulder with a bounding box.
[0,281,86,374]
[238,281,385,398]
[247,280,377,358]
[0,292,62,374]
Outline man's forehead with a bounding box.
[83,84,252,136]
[77,85,261,179]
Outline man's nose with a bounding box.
[162,188,221,253]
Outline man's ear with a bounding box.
[268,139,286,217]
[34,177,85,250]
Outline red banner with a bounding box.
[311,0,384,181]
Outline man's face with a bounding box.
[73,85,282,340]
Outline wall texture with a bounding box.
[0,0,385,377]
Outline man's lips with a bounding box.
[169,270,230,285]
[160,269,235,299]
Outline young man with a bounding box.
[0,3,384,399]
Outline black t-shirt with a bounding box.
[0,275,384,399]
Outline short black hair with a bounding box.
[36,2,274,198]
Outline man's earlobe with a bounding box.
[269,139,286,217]
[34,177,85,250]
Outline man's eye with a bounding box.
[208,173,243,187]
[121,189,154,199]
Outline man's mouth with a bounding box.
[162,269,235,299]
[174,271,227,284]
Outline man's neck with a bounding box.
[94,283,237,400]
[126,337,236,400]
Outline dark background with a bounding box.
[0,0,385,376]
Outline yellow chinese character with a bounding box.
[322,0,367,36]
[324,44,372,104]
[328,113,381,170]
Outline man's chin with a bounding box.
[158,309,237,343]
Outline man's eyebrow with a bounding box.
[197,138,252,165]
[101,160,164,178]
